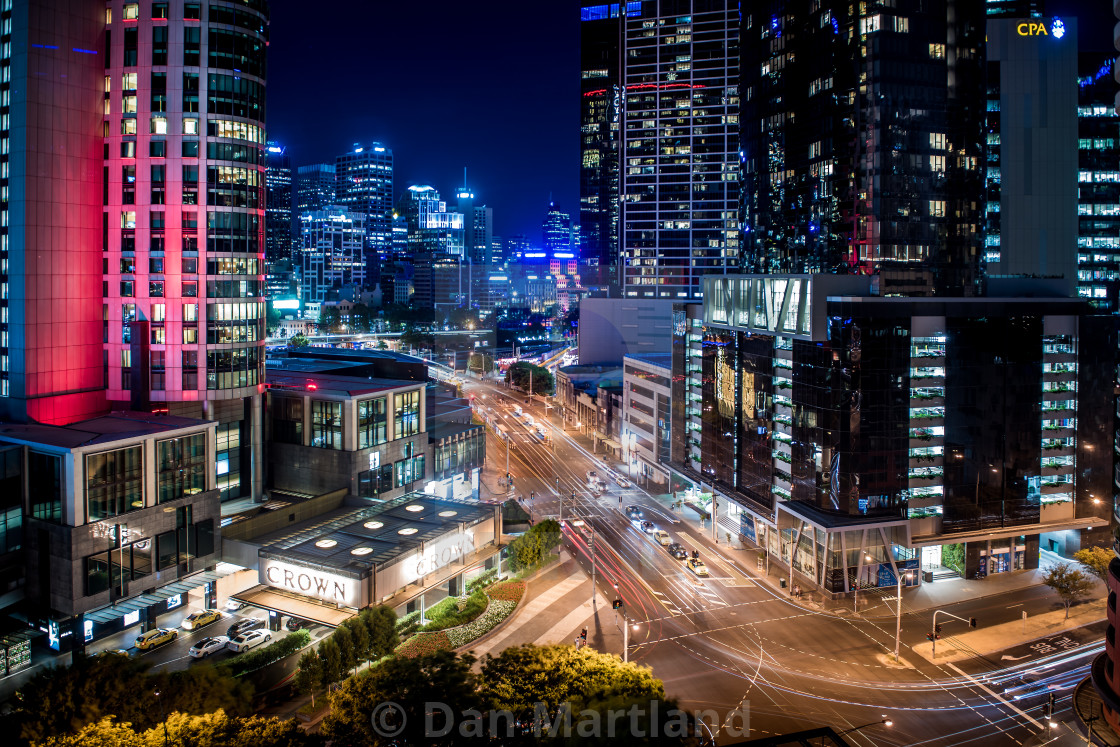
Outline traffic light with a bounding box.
[934,624,942,640]
[613,598,623,610]
[926,632,935,642]
[969,617,977,628]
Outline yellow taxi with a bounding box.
[134,627,178,651]
[180,608,221,631]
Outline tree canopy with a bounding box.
[506,362,554,396]
[507,519,561,571]
[1073,546,1113,583]
[1042,562,1096,618]
[31,711,322,747]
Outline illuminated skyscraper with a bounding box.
[265,141,293,263]
[542,202,572,254]
[740,1,986,297]
[294,163,336,216]
[335,143,393,289]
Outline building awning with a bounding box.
[910,517,1100,548]
[84,565,240,625]
[231,585,356,629]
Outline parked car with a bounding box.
[223,599,247,613]
[226,617,267,639]
[651,529,671,546]
[95,648,131,658]
[666,542,688,559]
[188,636,230,658]
[639,520,656,534]
[135,628,178,651]
[228,630,272,653]
[286,617,308,631]
[625,505,644,521]
[686,558,710,577]
[181,608,222,631]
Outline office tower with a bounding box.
[542,203,572,254]
[294,163,336,216]
[1075,56,1120,312]
[740,2,986,297]
[456,186,493,266]
[299,208,367,310]
[0,0,107,425]
[579,3,625,271]
[615,1,740,299]
[504,234,529,264]
[265,141,292,263]
[397,187,465,312]
[985,17,1077,293]
[335,143,393,289]
[985,0,1044,17]
[101,0,268,501]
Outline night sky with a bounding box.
[265,0,582,243]
[264,0,1113,245]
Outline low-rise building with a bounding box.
[621,353,672,487]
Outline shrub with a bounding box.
[486,581,526,604]
[221,630,310,678]
[466,568,498,595]
[422,590,488,632]
[445,600,517,648]
[395,631,452,659]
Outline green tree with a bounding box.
[507,519,561,571]
[32,716,143,747]
[318,637,343,685]
[294,651,323,709]
[505,362,554,396]
[1074,546,1113,583]
[266,304,281,336]
[333,624,356,675]
[319,651,481,747]
[318,305,342,334]
[1042,562,1097,619]
[400,324,433,352]
[361,605,399,661]
[343,617,371,669]
[289,333,310,348]
[350,303,372,333]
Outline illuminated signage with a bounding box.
[262,559,361,607]
[368,451,380,471]
[272,299,300,310]
[166,594,183,610]
[1017,18,1064,38]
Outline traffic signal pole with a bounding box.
[930,609,977,657]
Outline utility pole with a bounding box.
[623,616,630,663]
[590,522,597,607]
[504,433,510,491]
[711,494,718,544]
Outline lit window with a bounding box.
[152,303,165,322]
[183,117,198,135]
[121,118,136,135]
[121,211,136,229]
[122,3,139,20]
[150,117,167,134]
[121,73,137,91]
[928,200,945,218]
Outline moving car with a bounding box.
[223,599,247,613]
[651,529,671,546]
[228,629,272,653]
[523,415,535,427]
[666,543,688,560]
[181,608,222,631]
[226,617,267,639]
[624,505,644,521]
[188,636,230,659]
[586,470,599,485]
[639,520,656,534]
[135,628,178,651]
[686,558,710,577]
[615,475,631,489]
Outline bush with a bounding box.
[421,590,489,632]
[395,611,422,639]
[222,630,311,678]
[508,519,561,571]
[395,631,452,659]
[466,568,498,595]
[445,600,517,648]
[486,581,526,604]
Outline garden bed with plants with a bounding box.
[395,580,527,658]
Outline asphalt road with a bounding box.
[466,379,1102,746]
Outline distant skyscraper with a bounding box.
[294,163,336,216]
[1075,55,1120,312]
[299,208,367,309]
[335,143,393,289]
[265,142,293,264]
[579,3,625,272]
[985,17,1078,293]
[740,2,986,297]
[397,186,465,310]
[619,1,740,299]
[455,185,494,265]
[543,203,572,254]
[505,234,530,264]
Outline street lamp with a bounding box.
[154,689,170,747]
[838,716,893,736]
[894,570,914,662]
[855,553,872,613]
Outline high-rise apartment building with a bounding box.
[740,2,986,297]
[265,141,292,264]
[579,3,626,273]
[0,0,107,425]
[984,17,1078,293]
[299,207,366,311]
[456,186,494,266]
[617,0,740,300]
[542,202,573,255]
[294,162,336,216]
[335,143,393,289]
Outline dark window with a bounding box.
[156,530,177,570]
[157,434,207,503]
[182,140,199,158]
[195,519,215,557]
[311,400,342,449]
[182,257,198,273]
[150,71,167,111]
[184,2,201,19]
[358,464,394,498]
[183,25,200,66]
[394,455,425,488]
[152,2,168,19]
[151,25,168,65]
[149,281,164,297]
[29,452,62,523]
[270,396,303,445]
[149,140,166,158]
[182,72,199,112]
[123,27,137,66]
[86,446,143,520]
[130,539,152,580]
[86,552,111,596]
[358,397,388,448]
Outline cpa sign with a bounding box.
[261,558,361,607]
[1017,18,1065,38]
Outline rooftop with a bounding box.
[624,352,672,370]
[267,370,422,399]
[256,492,496,572]
[0,411,211,450]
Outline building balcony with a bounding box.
[774,348,793,361]
[1040,500,1075,522]
[909,515,943,536]
[1041,444,1075,457]
[1042,351,1077,365]
[774,420,792,436]
[1040,481,1074,494]
[909,415,944,428]
[774,440,792,457]
[909,454,944,468]
[1041,426,1075,439]
[1041,463,1075,476]
[909,394,945,407]
[910,354,945,367]
[908,474,944,489]
[1043,370,1078,384]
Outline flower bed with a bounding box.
[395,630,452,659]
[445,599,517,648]
[486,580,526,604]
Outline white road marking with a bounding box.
[945,661,1043,730]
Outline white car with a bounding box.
[223,599,247,612]
[189,636,230,658]
[615,475,632,488]
[651,529,671,546]
[228,629,272,653]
